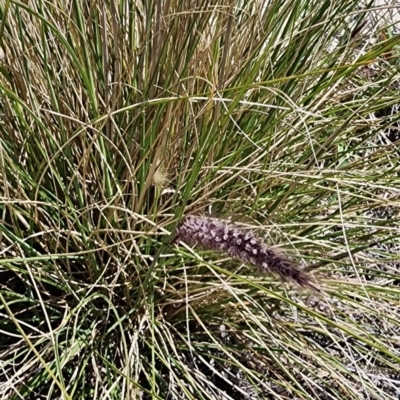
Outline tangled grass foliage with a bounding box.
[0,0,400,399]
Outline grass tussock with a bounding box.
[0,0,400,399]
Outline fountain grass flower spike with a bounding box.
[173,215,319,292]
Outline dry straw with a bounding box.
[173,215,319,291]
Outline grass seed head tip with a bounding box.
[174,215,319,291]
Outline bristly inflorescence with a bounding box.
[172,215,319,291]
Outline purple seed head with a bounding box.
[173,215,319,292]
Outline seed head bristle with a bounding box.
[173,215,319,292]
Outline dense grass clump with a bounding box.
[1,0,400,398]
